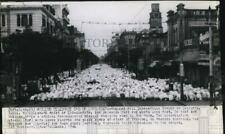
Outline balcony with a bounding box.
[63,16,70,24]
[62,7,69,15]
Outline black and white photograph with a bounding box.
[1,1,224,134]
[0,1,222,107]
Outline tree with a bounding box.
[4,30,63,82]
[79,49,99,69]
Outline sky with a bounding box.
[2,1,219,57]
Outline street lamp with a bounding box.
[180,62,184,100]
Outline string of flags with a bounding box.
[81,21,149,25]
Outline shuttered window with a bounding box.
[17,14,21,26]
[29,14,32,26]
[21,14,28,26]
[17,14,32,27]
[42,15,46,27]
[1,14,5,27]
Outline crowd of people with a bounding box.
[30,64,210,101]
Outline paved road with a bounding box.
[7,99,218,107]
[3,63,221,107]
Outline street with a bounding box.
[6,63,219,107]
[16,97,221,107]
[0,3,222,134]
[0,3,221,108]
[19,99,213,107]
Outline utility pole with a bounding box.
[208,6,214,106]
[180,62,184,100]
[179,10,184,101]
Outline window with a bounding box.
[175,28,177,43]
[21,14,28,26]
[196,11,200,15]
[201,11,205,15]
[47,22,49,31]
[29,14,32,26]
[50,25,54,33]
[42,15,46,27]
[1,14,5,27]
[193,11,196,15]
[128,39,133,45]
[157,38,160,44]
[17,14,32,27]
[17,14,21,26]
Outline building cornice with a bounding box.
[0,6,57,22]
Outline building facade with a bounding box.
[0,5,58,37]
[119,31,137,49]
[0,5,59,102]
[166,3,217,52]
[166,3,219,87]
[143,4,168,74]
[0,4,82,102]
[52,4,69,26]
[149,3,163,33]
[67,25,85,50]
[52,4,70,41]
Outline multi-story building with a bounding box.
[52,4,69,27]
[106,33,120,58]
[166,3,219,87]
[135,29,149,48]
[0,4,79,102]
[74,32,85,51]
[149,3,163,33]
[0,5,58,37]
[119,31,137,49]
[148,32,167,54]
[67,25,85,50]
[166,3,217,52]
[144,4,167,69]
[106,33,126,67]
[0,5,59,102]
[52,4,70,40]
[0,4,77,50]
